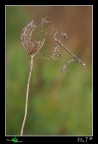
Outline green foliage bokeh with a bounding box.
[6,6,92,135]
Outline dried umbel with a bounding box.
[21,20,45,58]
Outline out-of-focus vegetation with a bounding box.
[6,6,92,135]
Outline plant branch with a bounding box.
[51,32,86,66]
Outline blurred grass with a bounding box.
[6,6,92,135]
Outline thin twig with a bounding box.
[51,32,86,66]
[20,55,34,136]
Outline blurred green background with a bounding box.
[6,6,92,135]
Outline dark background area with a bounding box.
[6,6,92,135]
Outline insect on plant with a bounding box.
[20,17,85,136]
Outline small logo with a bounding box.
[6,137,22,143]
[77,137,93,143]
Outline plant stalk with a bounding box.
[20,55,34,136]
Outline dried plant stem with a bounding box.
[20,55,34,136]
[51,33,86,66]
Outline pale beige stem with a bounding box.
[20,55,34,136]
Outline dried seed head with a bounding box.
[21,19,45,57]
[31,38,45,57]
[21,18,85,71]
